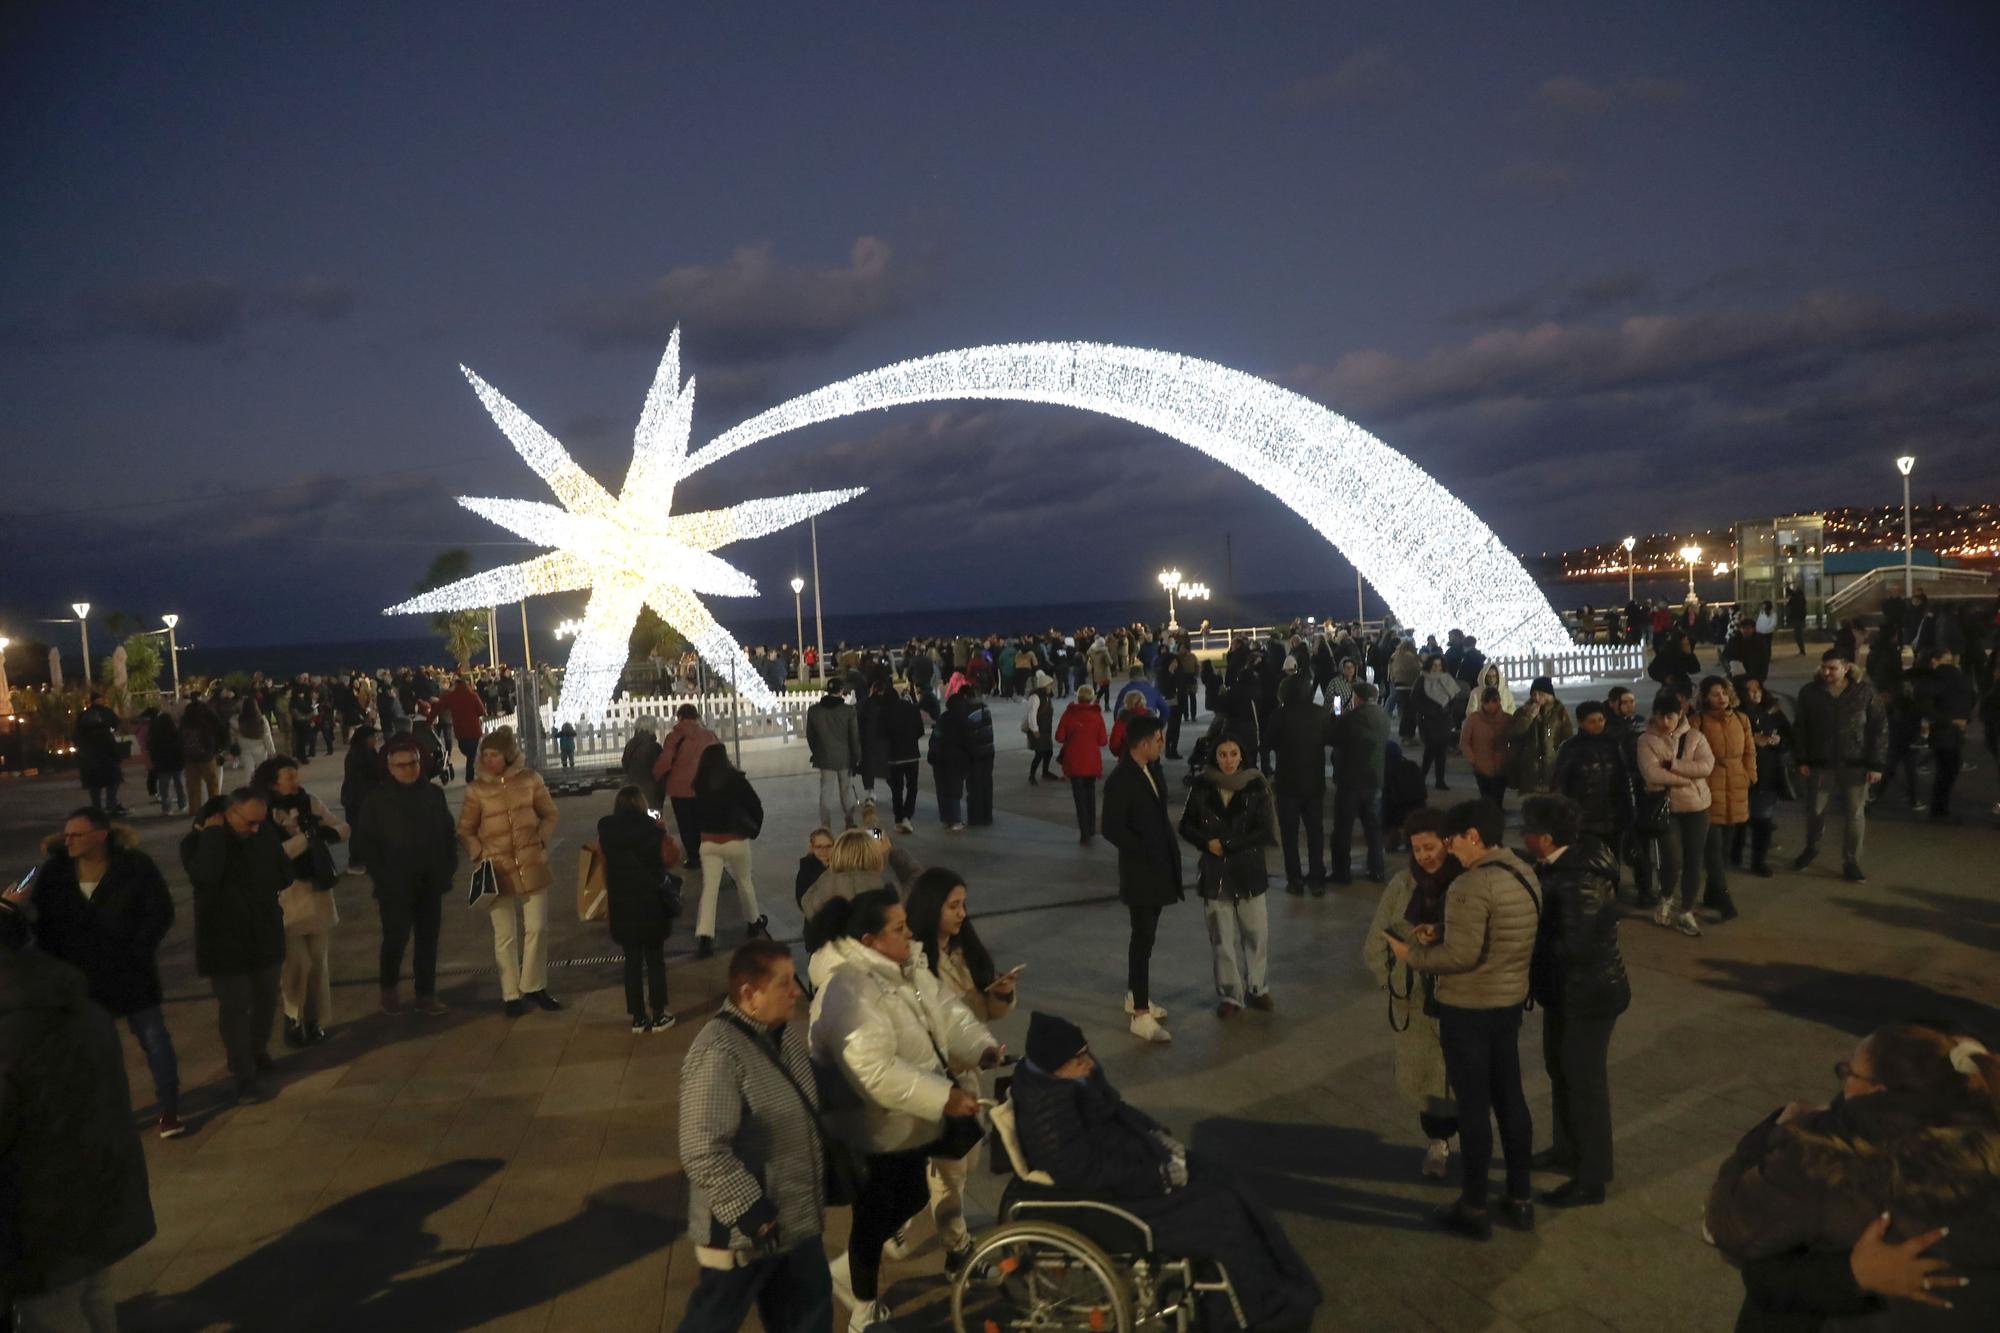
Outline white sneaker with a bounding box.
[881,1222,916,1260]
[1124,992,1168,1020]
[1129,1011,1173,1043]
[829,1251,855,1309]
[1423,1139,1450,1178]
[1674,911,1703,938]
[847,1300,892,1333]
[895,819,913,835]
[1652,900,1675,929]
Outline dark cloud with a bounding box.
[552,237,913,361]
[1276,47,1414,110]
[1452,268,1654,326]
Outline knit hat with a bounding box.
[1026,1011,1088,1071]
[1529,676,1555,696]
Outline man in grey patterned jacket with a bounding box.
[676,940,831,1331]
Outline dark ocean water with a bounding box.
[165,574,1721,680]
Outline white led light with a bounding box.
[385,331,864,724]
[686,341,1572,655]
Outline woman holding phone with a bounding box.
[892,867,1019,1272]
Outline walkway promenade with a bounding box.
[2,654,1993,1330]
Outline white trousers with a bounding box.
[817,768,857,829]
[927,1154,972,1249]
[1205,893,1269,1004]
[489,892,549,1000]
[697,838,761,940]
[281,930,333,1024]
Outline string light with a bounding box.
[687,341,1572,655]
[384,330,864,724]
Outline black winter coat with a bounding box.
[1177,773,1273,899]
[596,809,675,947]
[341,743,385,820]
[881,694,924,764]
[73,706,123,788]
[145,715,184,772]
[1208,684,1262,758]
[693,772,764,840]
[1011,1062,1172,1198]
[1552,731,1635,835]
[1530,837,1630,1019]
[181,824,289,977]
[1101,757,1184,908]
[1792,678,1888,772]
[30,841,174,1016]
[0,945,156,1300]
[1269,697,1331,797]
[1332,702,1390,790]
[351,779,458,905]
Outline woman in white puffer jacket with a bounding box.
[810,888,1001,1329]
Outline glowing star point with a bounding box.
[386,330,865,725]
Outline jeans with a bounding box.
[212,965,280,1079]
[886,764,918,823]
[1127,903,1164,1008]
[675,1235,834,1333]
[1802,768,1869,865]
[1437,1003,1533,1209]
[13,1267,118,1333]
[125,1004,180,1116]
[154,768,186,812]
[1273,788,1325,883]
[282,929,333,1026]
[184,758,222,810]
[1653,808,1710,913]
[1205,893,1269,1004]
[1542,1008,1617,1188]
[1068,775,1098,839]
[670,795,704,869]
[1164,704,1183,756]
[378,888,443,994]
[935,765,966,824]
[489,892,549,1000]
[86,781,120,812]
[850,1149,932,1300]
[967,756,995,824]
[1331,783,1384,881]
[1394,687,1417,739]
[1931,746,1962,817]
[697,837,761,940]
[1621,826,1655,898]
[1028,748,1055,781]
[816,768,856,829]
[1703,823,1735,903]
[1474,772,1507,806]
[623,940,667,1019]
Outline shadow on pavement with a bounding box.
[1190,1117,1440,1232]
[1698,960,2000,1038]
[1830,889,2000,954]
[119,1159,684,1332]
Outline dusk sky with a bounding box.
[4,2,1997,649]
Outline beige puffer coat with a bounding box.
[457,759,558,897]
[1693,709,1756,827]
[1404,846,1542,1009]
[1636,719,1716,815]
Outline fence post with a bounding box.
[729,662,743,768]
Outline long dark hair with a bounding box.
[693,742,736,795]
[904,866,996,991]
[805,886,902,953]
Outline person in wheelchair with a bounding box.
[1009,1012,1321,1331]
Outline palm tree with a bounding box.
[417,550,489,673]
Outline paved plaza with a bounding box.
[3,655,1995,1332]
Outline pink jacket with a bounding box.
[1636,720,1715,814]
[653,717,719,799]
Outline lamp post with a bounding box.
[788,576,807,686]
[71,603,92,690]
[161,614,181,700]
[810,517,827,685]
[1621,535,1637,600]
[519,603,533,673]
[1895,454,1916,597]
[0,635,12,717]
[1678,545,1702,601]
[1157,568,1182,629]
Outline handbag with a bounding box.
[466,858,500,908]
[305,834,340,893]
[719,1015,869,1207]
[1634,731,1687,838]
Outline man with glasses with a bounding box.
[6,807,184,1137]
[351,736,458,1016]
[182,788,291,1102]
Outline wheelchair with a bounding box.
[949,1091,1245,1333]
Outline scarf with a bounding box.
[1203,765,1261,803]
[1403,855,1460,927]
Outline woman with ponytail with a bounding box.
[1707,1022,1999,1329]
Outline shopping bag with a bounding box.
[577,843,609,923]
[466,859,499,908]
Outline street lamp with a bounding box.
[0,635,12,717]
[789,576,806,684]
[1621,535,1637,600]
[1678,545,1702,600]
[1895,454,1916,597]
[161,614,181,700]
[70,602,92,691]
[1157,568,1181,628]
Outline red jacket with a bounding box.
[652,717,719,799]
[1055,702,1108,778]
[440,684,486,742]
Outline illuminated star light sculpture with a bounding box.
[385,330,862,724]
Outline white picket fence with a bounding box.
[490,690,816,766]
[1486,644,1645,687]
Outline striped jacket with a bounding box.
[678,1001,825,1269]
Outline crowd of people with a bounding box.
[8,596,1998,1333]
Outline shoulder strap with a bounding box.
[718,1014,837,1149]
[1499,863,1542,918]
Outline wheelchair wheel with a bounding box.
[950,1220,1133,1333]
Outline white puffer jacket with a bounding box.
[808,937,996,1155]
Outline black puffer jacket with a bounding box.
[1268,695,1331,797]
[29,834,175,1016]
[1176,772,1273,900]
[1552,731,1635,835]
[1529,836,1630,1019]
[351,778,458,905]
[596,808,675,948]
[1792,674,1888,773]
[0,942,156,1300]
[1010,1061,1173,1198]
